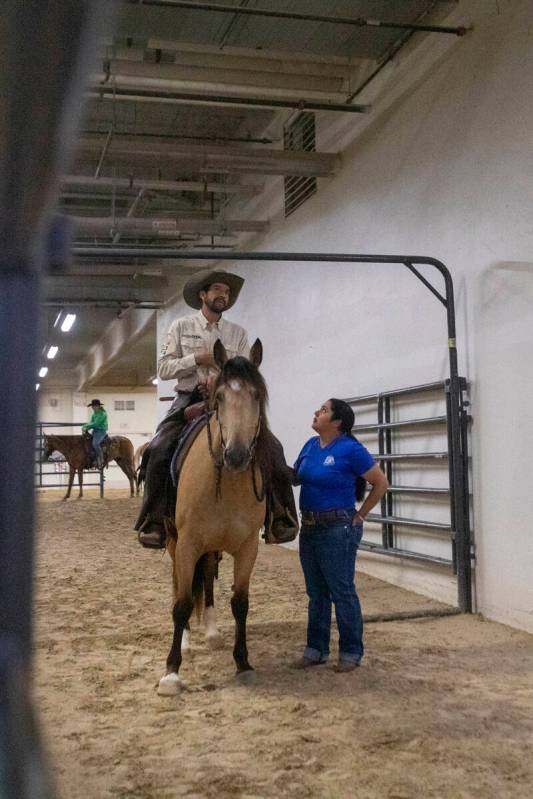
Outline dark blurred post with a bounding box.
[0,3,113,796]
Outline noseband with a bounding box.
[206,400,264,502]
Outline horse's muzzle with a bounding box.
[223,446,252,472]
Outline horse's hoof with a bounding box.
[236,669,257,687]
[157,673,182,696]
[206,632,224,650]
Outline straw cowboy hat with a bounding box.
[182,269,244,310]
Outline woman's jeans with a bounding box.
[91,429,106,466]
[299,521,364,664]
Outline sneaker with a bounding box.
[333,660,360,673]
[290,657,328,670]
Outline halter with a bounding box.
[206,403,264,503]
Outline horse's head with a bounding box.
[42,434,55,462]
[212,338,266,472]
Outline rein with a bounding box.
[206,408,264,503]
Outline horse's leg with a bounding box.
[63,466,75,501]
[231,533,259,684]
[158,548,197,696]
[77,468,83,499]
[115,457,135,497]
[204,552,223,650]
[166,534,191,654]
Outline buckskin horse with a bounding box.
[42,433,138,499]
[158,338,270,695]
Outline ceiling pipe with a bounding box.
[63,174,263,195]
[85,128,275,145]
[120,0,469,36]
[87,86,369,113]
[94,126,113,178]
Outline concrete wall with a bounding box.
[157,1,533,632]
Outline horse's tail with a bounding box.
[192,554,207,622]
[136,446,150,490]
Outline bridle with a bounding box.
[206,396,264,503]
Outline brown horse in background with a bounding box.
[134,441,150,471]
[158,338,269,696]
[42,433,138,500]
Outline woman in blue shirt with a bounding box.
[293,398,388,671]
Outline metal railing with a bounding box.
[36,422,104,497]
[345,378,473,610]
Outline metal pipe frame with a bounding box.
[88,86,369,113]
[71,246,473,613]
[121,0,469,37]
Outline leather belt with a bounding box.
[301,508,354,525]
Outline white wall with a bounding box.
[157,1,533,632]
[38,387,156,488]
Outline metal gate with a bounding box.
[345,378,472,612]
[36,422,104,496]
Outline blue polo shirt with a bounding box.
[294,435,375,512]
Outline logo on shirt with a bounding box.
[323,455,335,465]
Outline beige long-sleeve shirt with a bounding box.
[158,310,249,392]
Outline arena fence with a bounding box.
[36,421,105,496]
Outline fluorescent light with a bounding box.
[60,313,76,332]
[151,378,158,386]
[47,346,59,360]
[35,383,40,391]
[38,367,48,378]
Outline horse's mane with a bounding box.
[212,356,276,478]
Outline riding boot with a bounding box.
[135,395,193,549]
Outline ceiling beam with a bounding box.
[75,136,340,177]
[45,274,168,289]
[76,308,156,390]
[142,40,358,76]
[99,59,348,96]
[69,215,269,236]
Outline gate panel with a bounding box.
[344,379,473,609]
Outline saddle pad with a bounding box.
[170,414,209,487]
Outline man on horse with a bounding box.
[135,268,299,549]
[82,399,108,469]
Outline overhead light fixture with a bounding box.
[60,313,76,332]
[38,367,48,378]
[35,383,40,391]
[151,378,158,386]
[47,346,59,359]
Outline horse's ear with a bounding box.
[249,338,263,368]
[213,338,228,369]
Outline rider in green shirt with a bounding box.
[82,399,108,468]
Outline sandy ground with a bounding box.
[33,490,533,799]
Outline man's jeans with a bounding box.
[299,520,364,664]
[92,429,106,466]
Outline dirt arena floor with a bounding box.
[34,490,533,799]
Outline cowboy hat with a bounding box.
[182,269,244,310]
[87,399,103,407]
